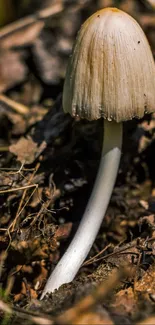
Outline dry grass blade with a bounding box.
[83,244,112,266]
[30,188,61,227]
[37,2,64,19]
[83,239,140,266]
[0,183,38,194]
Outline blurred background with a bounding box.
[0,0,154,96]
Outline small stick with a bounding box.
[0,3,64,40]
[83,244,111,266]
[141,0,155,9]
[83,241,139,266]
[0,94,29,115]
[30,188,61,227]
[0,183,38,194]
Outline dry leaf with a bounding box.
[135,265,155,296]
[74,310,114,325]
[9,136,46,164]
[54,223,72,240]
[0,50,27,92]
[112,287,136,315]
[0,21,44,49]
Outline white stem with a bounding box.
[41,120,122,299]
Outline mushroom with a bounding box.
[41,7,155,298]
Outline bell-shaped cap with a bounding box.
[63,8,155,122]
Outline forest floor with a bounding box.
[0,0,154,324]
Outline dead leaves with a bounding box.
[0,21,44,49]
[14,280,38,302]
[9,137,46,164]
[135,265,155,298]
[54,223,72,241]
[67,310,114,325]
[111,264,155,320]
[112,287,136,316]
[0,50,27,93]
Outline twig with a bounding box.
[0,167,35,172]
[141,0,155,9]
[83,244,112,266]
[83,241,139,267]
[30,188,61,227]
[0,94,29,115]
[10,186,37,232]
[0,183,38,194]
[0,3,64,40]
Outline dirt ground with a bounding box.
[0,0,155,324]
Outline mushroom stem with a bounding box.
[41,120,122,299]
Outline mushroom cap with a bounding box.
[63,8,155,122]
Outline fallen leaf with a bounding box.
[0,50,27,92]
[9,136,46,164]
[0,21,44,49]
[112,287,136,315]
[135,265,155,297]
[74,310,114,325]
[54,223,72,240]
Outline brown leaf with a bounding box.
[9,136,46,164]
[112,287,136,315]
[74,311,114,325]
[0,21,44,49]
[55,223,72,240]
[34,262,48,290]
[135,265,155,296]
[13,281,27,302]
